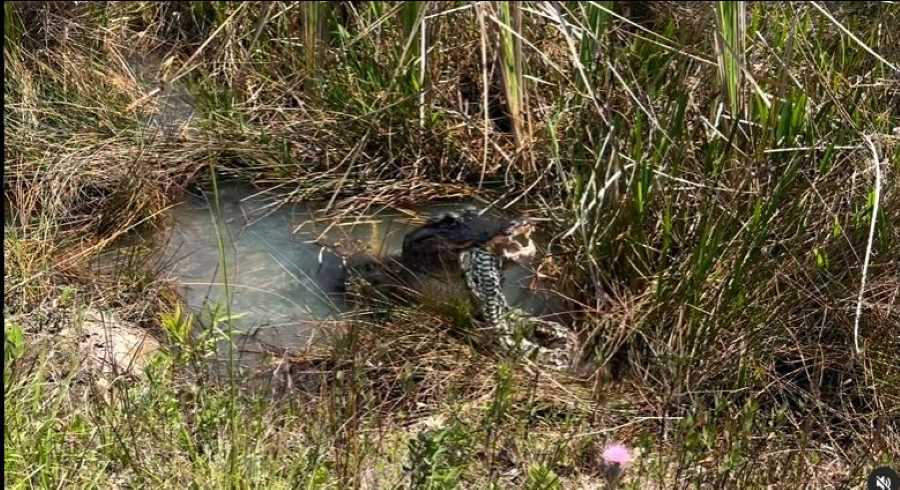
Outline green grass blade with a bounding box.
[577,1,614,82]
[715,1,746,116]
[303,1,331,93]
[498,1,527,148]
[399,1,431,127]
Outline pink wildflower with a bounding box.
[601,443,632,488]
[601,443,632,467]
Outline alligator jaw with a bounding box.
[487,219,537,266]
[501,234,536,264]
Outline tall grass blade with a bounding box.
[399,2,426,69]
[4,3,23,57]
[399,1,431,128]
[577,1,613,85]
[498,1,527,148]
[303,2,331,93]
[477,3,491,186]
[715,1,746,116]
[206,164,241,484]
[854,135,884,355]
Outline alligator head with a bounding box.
[399,209,536,274]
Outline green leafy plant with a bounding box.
[405,420,472,490]
[4,321,25,372]
[525,463,562,490]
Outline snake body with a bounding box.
[459,245,509,327]
[459,235,574,368]
[348,210,573,367]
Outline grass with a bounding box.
[4,1,900,488]
[497,1,528,149]
[714,1,747,116]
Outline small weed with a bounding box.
[525,463,562,490]
[405,419,472,490]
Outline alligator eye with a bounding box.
[433,213,457,225]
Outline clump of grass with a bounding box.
[576,1,614,88]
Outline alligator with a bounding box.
[342,208,574,368]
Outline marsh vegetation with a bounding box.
[4,1,899,488]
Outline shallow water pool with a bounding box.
[154,182,561,377]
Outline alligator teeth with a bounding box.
[501,236,536,263]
